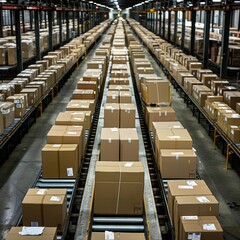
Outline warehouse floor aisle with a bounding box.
[0,39,104,239]
[142,47,240,240]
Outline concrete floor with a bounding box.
[143,47,240,240]
[0,40,101,240]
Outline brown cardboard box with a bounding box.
[218,85,237,96]
[42,144,61,178]
[202,74,218,88]
[167,180,212,221]
[20,88,38,106]
[0,102,15,128]
[174,195,219,240]
[120,104,135,128]
[59,144,78,178]
[25,84,42,100]
[94,161,144,215]
[66,100,91,113]
[104,103,120,128]
[177,72,194,86]
[223,91,240,110]
[6,227,57,240]
[184,78,203,95]
[72,89,95,100]
[119,128,139,161]
[101,128,119,161]
[43,191,67,231]
[155,129,192,154]
[6,96,26,118]
[109,85,129,91]
[196,69,213,81]
[198,91,213,107]
[228,125,240,142]
[109,78,129,85]
[77,80,98,91]
[179,216,223,240]
[211,80,229,95]
[145,106,176,131]
[120,91,132,103]
[91,232,146,240]
[107,91,119,103]
[159,149,196,179]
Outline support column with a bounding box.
[48,10,53,50]
[220,9,231,79]
[34,10,41,60]
[181,9,186,49]
[174,10,178,46]
[203,10,211,68]
[15,10,23,73]
[190,10,196,55]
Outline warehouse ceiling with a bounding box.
[91,0,148,9]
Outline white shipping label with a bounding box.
[124,162,133,167]
[67,168,74,177]
[182,216,198,220]
[231,130,234,135]
[16,104,22,109]
[1,109,10,114]
[231,126,238,129]
[14,99,20,104]
[203,223,217,231]
[108,138,112,143]
[178,185,194,189]
[53,144,61,148]
[171,152,184,155]
[105,231,115,240]
[111,128,118,132]
[50,196,61,202]
[173,126,181,128]
[37,189,47,195]
[196,196,210,203]
[165,111,167,116]
[187,181,197,186]
[67,132,77,135]
[168,136,181,139]
[188,232,201,240]
[128,138,132,143]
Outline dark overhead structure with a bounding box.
[93,0,142,9]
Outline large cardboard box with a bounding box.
[20,88,38,106]
[228,125,240,142]
[109,78,129,85]
[179,216,223,240]
[120,91,132,103]
[159,149,197,179]
[223,91,240,110]
[107,91,119,103]
[66,100,91,113]
[167,180,212,221]
[0,102,15,128]
[41,144,79,179]
[22,188,67,231]
[174,195,219,240]
[6,95,26,118]
[119,128,139,161]
[77,80,98,91]
[202,74,218,88]
[109,85,129,92]
[104,103,120,128]
[101,128,119,161]
[94,162,144,215]
[72,89,96,100]
[120,104,135,128]
[91,232,145,240]
[145,106,176,131]
[6,227,57,240]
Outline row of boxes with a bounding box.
[129,18,224,240]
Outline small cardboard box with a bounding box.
[77,80,98,91]
[6,227,57,240]
[72,89,96,100]
[109,85,129,92]
[94,162,144,215]
[66,100,91,113]
[159,149,197,179]
[167,180,212,222]
[179,216,223,240]
[104,103,120,128]
[120,104,135,128]
[228,125,240,142]
[107,91,119,103]
[120,91,132,103]
[100,128,119,161]
[20,88,38,106]
[174,195,219,240]
[119,128,139,161]
[0,102,15,128]
[145,106,176,131]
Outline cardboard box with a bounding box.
[228,125,240,142]
[72,89,96,100]
[159,149,197,179]
[119,128,139,161]
[91,232,145,240]
[174,195,219,240]
[120,104,135,128]
[94,162,144,215]
[109,85,129,92]
[120,91,132,103]
[179,216,223,240]
[6,227,57,240]
[196,69,213,81]
[107,91,119,103]
[20,88,38,106]
[77,80,98,91]
[66,100,91,113]
[22,188,67,231]
[42,144,79,179]
[202,74,218,88]
[184,78,203,95]
[223,91,240,110]
[167,180,212,221]
[211,80,229,95]
[104,103,120,128]
[145,106,176,131]
[0,102,15,128]
[100,128,119,161]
